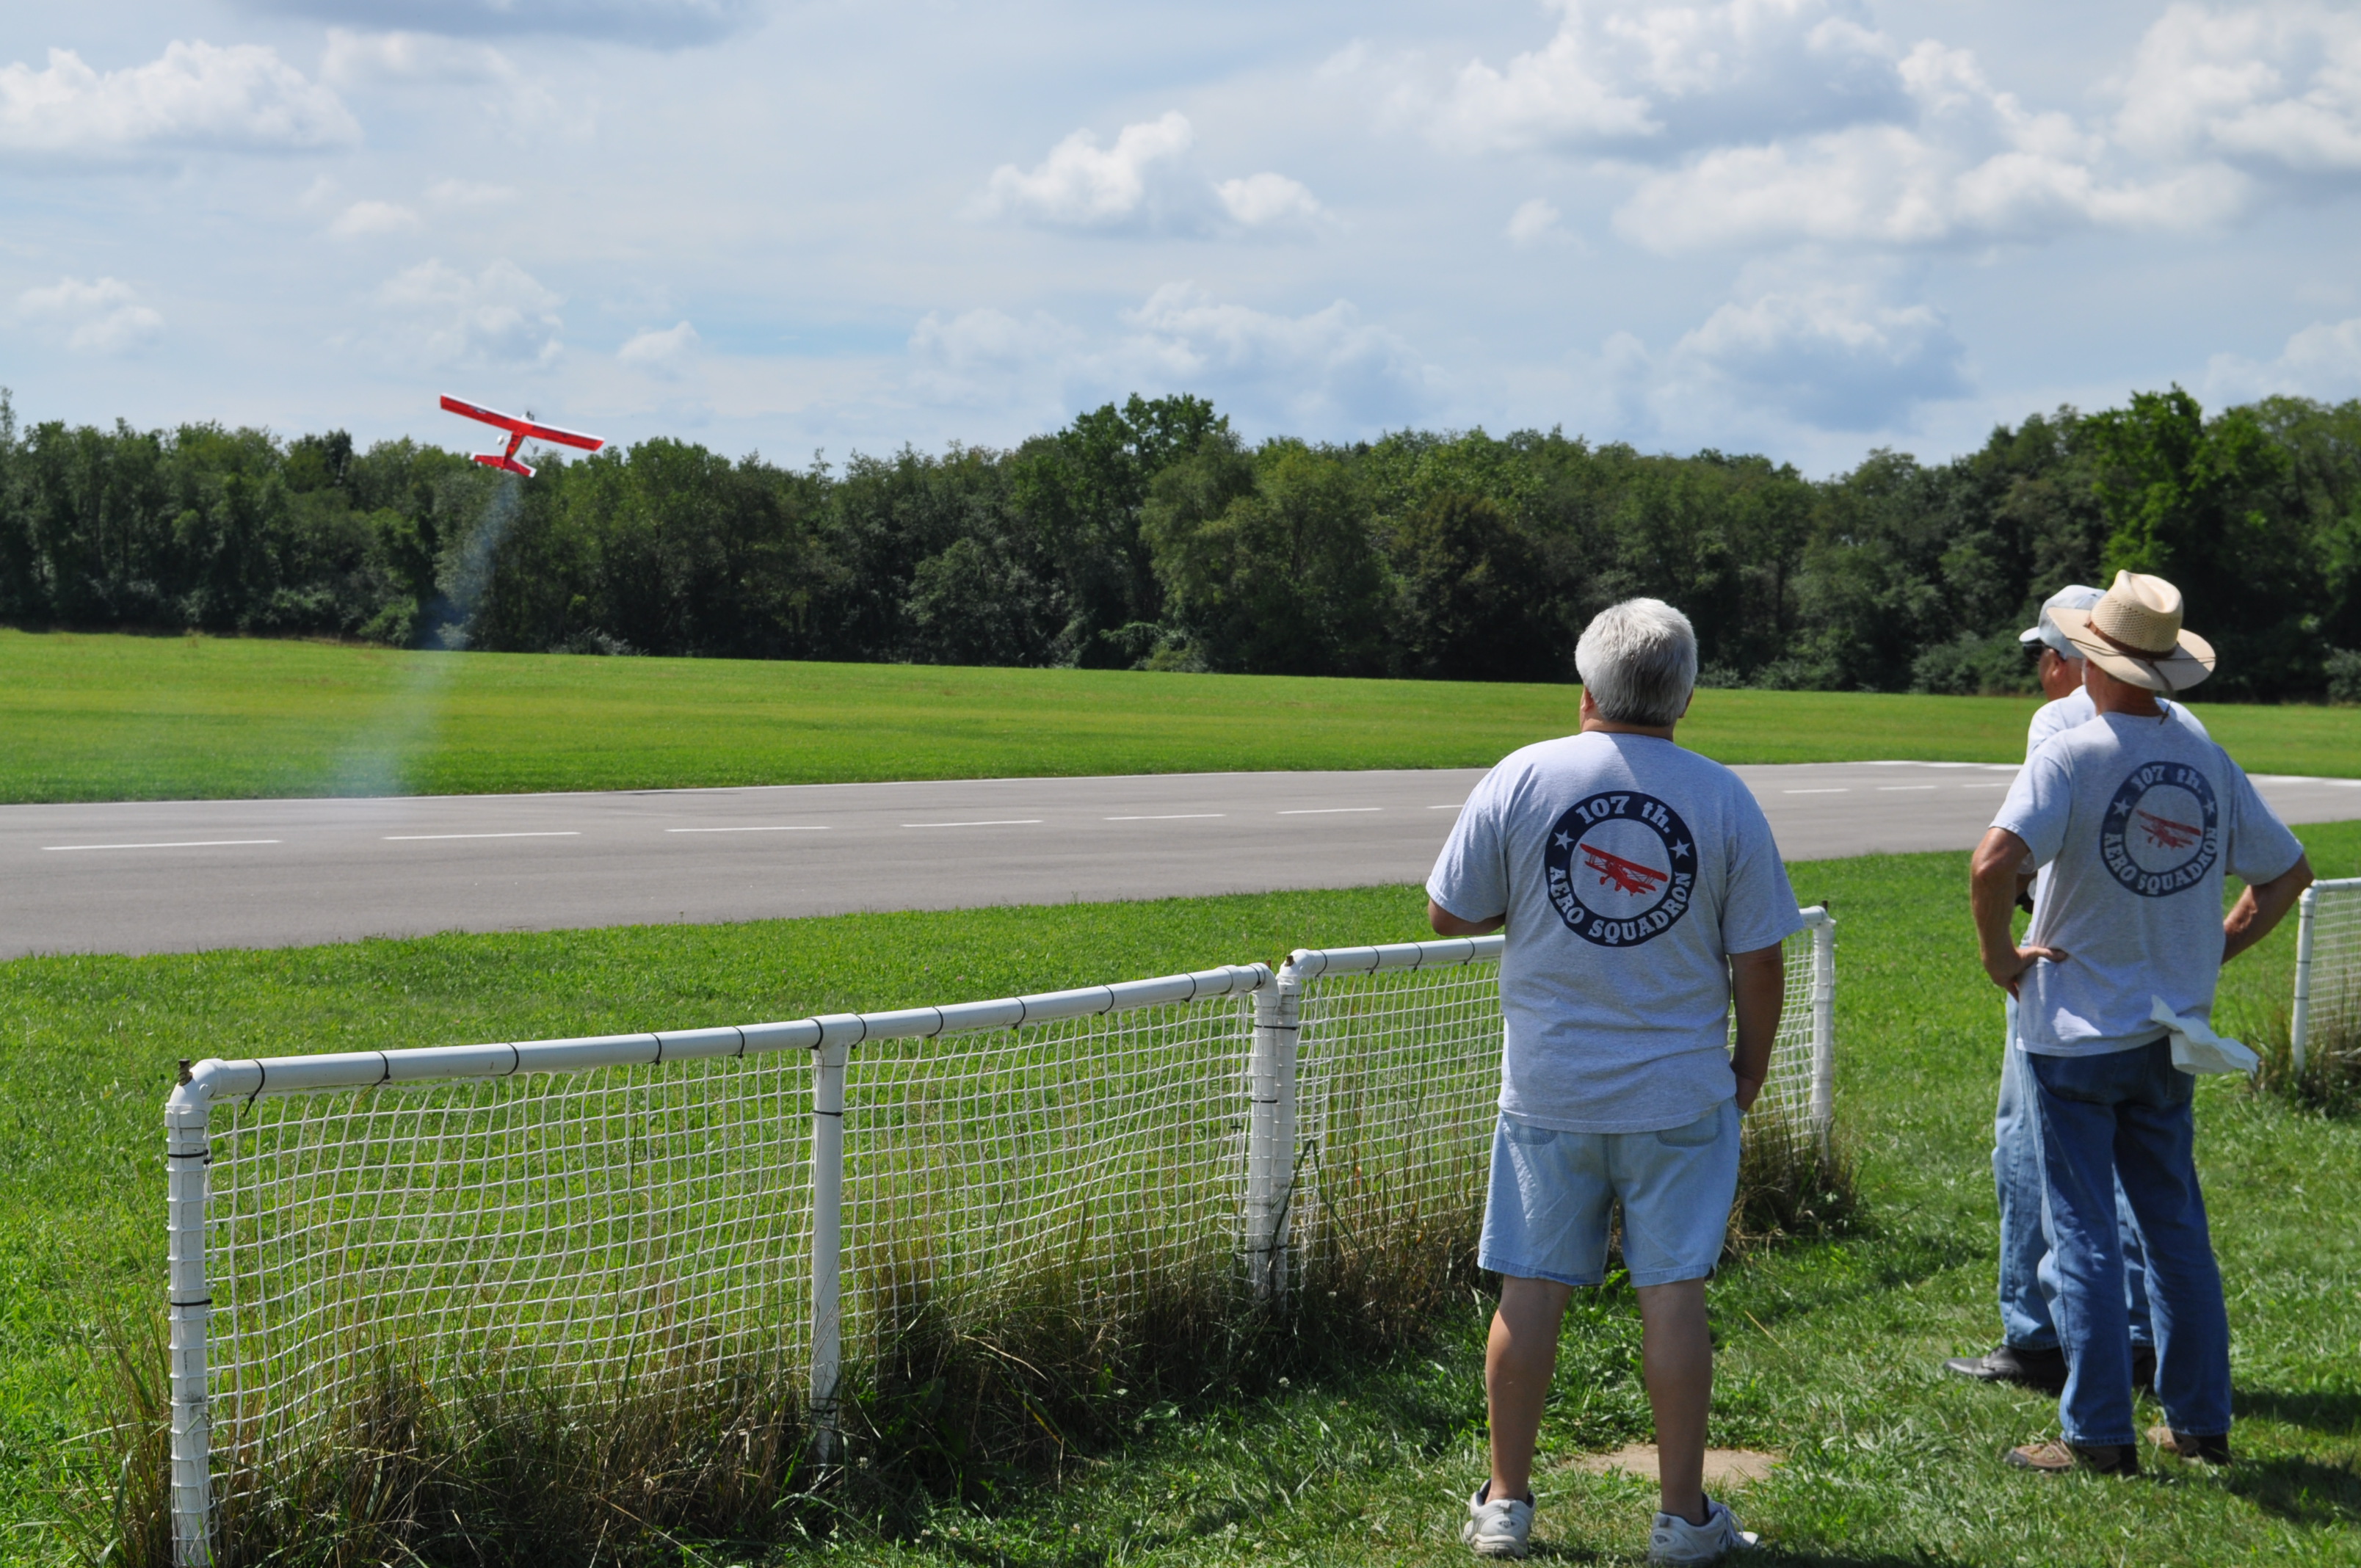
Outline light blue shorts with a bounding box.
[1478,1100,1741,1288]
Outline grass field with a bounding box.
[4,825,2358,1564]
[7,628,2361,804]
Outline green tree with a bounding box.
[2084,387,2307,695]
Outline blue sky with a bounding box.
[4,0,2360,474]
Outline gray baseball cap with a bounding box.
[2020,584,2104,659]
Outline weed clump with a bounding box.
[2253,1001,2361,1117]
[1730,1106,1860,1250]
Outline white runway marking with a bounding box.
[385,831,581,841]
[665,825,831,833]
[1429,803,1465,810]
[901,819,1042,828]
[1280,807,1381,815]
[43,839,282,852]
[1103,813,1225,821]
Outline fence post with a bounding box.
[1244,963,1301,1301]
[1808,915,1837,1157]
[164,1067,215,1567]
[2291,886,2318,1076]
[808,1037,848,1462]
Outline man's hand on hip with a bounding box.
[1971,827,2067,998]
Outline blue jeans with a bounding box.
[2028,1039,2231,1446]
[1995,997,2153,1350]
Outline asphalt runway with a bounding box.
[7,761,2360,958]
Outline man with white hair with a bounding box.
[1972,571,2310,1474]
[1946,586,2208,1394]
[1431,597,1799,1561]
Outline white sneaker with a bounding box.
[1648,1495,1757,1564]
[1462,1483,1534,1557]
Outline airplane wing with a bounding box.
[439,394,606,452]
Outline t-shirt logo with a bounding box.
[2099,761,2219,898]
[1543,791,1697,946]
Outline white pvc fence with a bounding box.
[2291,876,2361,1072]
[161,912,1834,1566]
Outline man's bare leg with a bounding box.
[1487,1275,1575,1502]
[1636,1278,1712,1525]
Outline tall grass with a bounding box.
[2254,998,2361,1117]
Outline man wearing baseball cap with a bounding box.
[1971,571,2311,1474]
[1945,587,2207,1394]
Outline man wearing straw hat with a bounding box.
[1970,571,2312,1474]
[1946,585,2209,1396]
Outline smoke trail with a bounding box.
[326,476,523,799]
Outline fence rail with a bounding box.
[161,916,1833,1567]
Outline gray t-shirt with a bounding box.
[1427,731,1804,1133]
[2023,690,2209,902]
[1995,711,2303,1056]
[2026,687,2208,758]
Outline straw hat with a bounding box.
[2048,570,2216,692]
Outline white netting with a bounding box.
[1290,919,1830,1277]
[2298,878,2361,1062]
[204,1054,809,1512]
[186,918,1833,1539]
[841,995,1253,1371]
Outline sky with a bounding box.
[4,0,2361,476]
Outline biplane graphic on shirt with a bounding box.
[2135,809,2202,852]
[1542,790,1697,948]
[1579,843,1672,897]
[2098,761,2220,898]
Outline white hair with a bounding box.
[1575,598,1698,727]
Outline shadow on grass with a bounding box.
[2237,1385,2361,1437]
[2225,1452,2361,1528]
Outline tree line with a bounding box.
[3,385,2357,702]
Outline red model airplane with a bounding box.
[440,394,604,477]
[1581,843,1670,897]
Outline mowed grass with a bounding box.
[4,828,2360,1564]
[9,628,2361,803]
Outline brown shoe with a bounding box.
[2007,1440,2139,1476]
[2146,1425,2232,1466]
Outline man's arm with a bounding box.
[2224,853,2313,965]
[1429,898,1504,937]
[1970,827,2067,997]
[1728,943,1782,1114]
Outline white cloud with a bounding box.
[2116,4,2361,173]
[0,41,357,158]
[1616,124,2246,250]
[320,29,578,139]
[978,112,1198,229]
[1374,0,1907,154]
[17,276,164,353]
[1506,197,1562,242]
[330,199,422,236]
[976,112,1323,236]
[1215,172,1323,228]
[374,258,563,367]
[427,178,515,206]
[2207,313,2361,401]
[619,320,700,377]
[322,29,516,86]
[1117,283,1438,427]
[907,286,1439,432]
[1613,40,2249,250]
[1669,283,1970,428]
